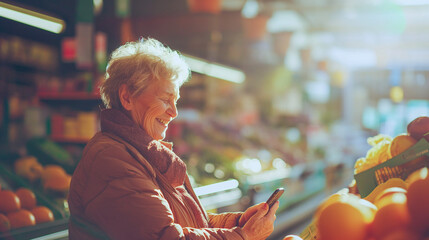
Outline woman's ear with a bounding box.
[119,84,133,111]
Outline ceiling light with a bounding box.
[183,54,246,84]
[194,179,239,196]
[0,1,65,34]
[241,0,259,18]
[267,10,305,33]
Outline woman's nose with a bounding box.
[167,102,178,119]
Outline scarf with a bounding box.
[99,108,208,228]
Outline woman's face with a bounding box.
[128,79,180,140]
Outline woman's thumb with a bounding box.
[258,203,269,215]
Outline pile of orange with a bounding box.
[14,156,72,199]
[0,187,54,232]
[41,165,72,195]
[313,167,429,240]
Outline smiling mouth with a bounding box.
[156,118,169,126]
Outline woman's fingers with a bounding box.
[266,200,280,218]
[239,202,267,226]
[242,203,275,238]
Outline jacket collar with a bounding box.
[100,108,186,187]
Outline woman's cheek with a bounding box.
[143,104,166,136]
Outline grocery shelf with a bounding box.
[38,92,100,101]
[50,136,91,144]
[0,218,68,240]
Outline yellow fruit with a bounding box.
[367,134,393,146]
[14,156,43,182]
[314,189,351,221]
[379,229,421,240]
[358,198,378,214]
[41,165,67,183]
[355,137,393,174]
[364,178,407,203]
[366,140,392,165]
[373,187,407,208]
[317,200,374,240]
[371,193,411,239]
[354,157,370,174]
[406,176,429,233]
[405,167,428,185]
[389,134,417,157]
[43,174,71,192]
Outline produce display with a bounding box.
[296,116,429,240]
[0,154,70,237]
[354,117,429,197]
[13,156,72,198]
[0,186,54,232]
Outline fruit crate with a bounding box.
[354,138,429,198]
[0,162,69,239]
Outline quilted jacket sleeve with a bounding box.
[208,212,243,228]
[82,146,247,240]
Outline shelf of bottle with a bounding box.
[38,92,100,101]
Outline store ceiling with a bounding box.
[254,0,429,68]
[3,0,429,69]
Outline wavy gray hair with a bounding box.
[100,38,190,109]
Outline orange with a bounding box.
[357,198,378,213]
[0,190,21,213]
[282,235,303,240]
[41,165,67,183]
[406,177,429,232]
[389,134,417,157]
[43,173,71,191]
[405,167,428,185]
[15,188,37,210]
[373,187,407,208]
[379,229,421,240]
[31,206,54,224]
[371,193,411,239]
[313,189,351,221]
[317,201,373,240]
[7,209,36,229]
[0,213,10,232]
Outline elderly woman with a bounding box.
[68,38,279,239]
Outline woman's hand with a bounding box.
[241,201,279,240]
[238,202,265,227]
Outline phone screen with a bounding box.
[266,188,285,208]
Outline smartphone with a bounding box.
[266,188,285,208]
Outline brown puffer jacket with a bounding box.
[68,132,247,240]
